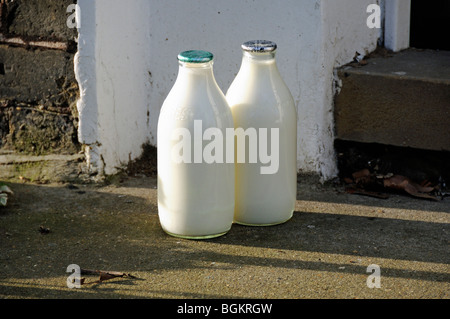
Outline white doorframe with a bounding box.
[384,0,411,52]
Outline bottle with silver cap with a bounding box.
[226,40,297,226]
[157,50,235,239]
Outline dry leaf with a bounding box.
[383,175,438,201]
[79,268,138,285]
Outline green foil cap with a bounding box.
[178,50,214,63]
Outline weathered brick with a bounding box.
[2,0,77,41]
[0,44,79,155]
[0,0,80,170]
[0,106,80,155]
[0,45,77,107]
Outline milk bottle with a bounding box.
[226,40,297,226]
[157,50,235,239]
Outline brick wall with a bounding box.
[0,0,79,156]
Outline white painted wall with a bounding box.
[76,0,381,180]
[76,0,152,175]
[313,0,381,179]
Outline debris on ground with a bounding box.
[335,140,450,201]
[344,168,443,201]
[0,183,13,206]
[38,226,51,234]
[78,269,140,286]
[126,143,157,177]
[382,174,437,201]
[347,51,369,68]
[347,46,395,68]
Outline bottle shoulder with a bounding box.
[159,84,233,128]
[226,68,296,126]
[226,72,294,106]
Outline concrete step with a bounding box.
[334,48,450,152]
[0,151,85,183]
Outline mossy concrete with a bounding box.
[0,153,85,183]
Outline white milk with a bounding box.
[157,50,235,239]
[226,41,297,226]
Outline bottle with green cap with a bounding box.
[157,50,235,239]
[226,40,297,226]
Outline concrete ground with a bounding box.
[0,175,449,300]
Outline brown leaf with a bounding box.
[80,269,139,285]
[343,177,354,184]
[99,272,118,282]
[383,175,438,201]
[352,169,373,185]
[402,182,438,201]
[352,168,371,180]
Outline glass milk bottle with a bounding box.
[157,50,235,239]
[226,40,297,226]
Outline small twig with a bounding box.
[79,268,138,285]
[345,186,389,199]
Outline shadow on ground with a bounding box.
[0,175,449,299]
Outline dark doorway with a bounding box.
[410,0,450,51]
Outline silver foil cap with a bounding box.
[241,40,277,53]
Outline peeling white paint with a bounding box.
[76,0,152,175]
[76,0,380,180]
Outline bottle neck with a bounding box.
[177,60,215,81]
[243,50,276,63]
[239,50,278,78]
